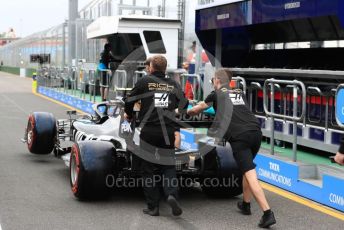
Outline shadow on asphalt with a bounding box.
[22,153,55,164]
[20,152,241,206]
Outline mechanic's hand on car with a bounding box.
[124,113,132,122]
[334,152,344,165]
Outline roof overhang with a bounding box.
[87,16,119,39]
[87,15,181,39]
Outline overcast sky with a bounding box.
[0,0,180,38]
[0,0,90,37]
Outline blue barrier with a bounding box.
[255,154,344,212]
[38,87,95,115]
[180,129,199,150]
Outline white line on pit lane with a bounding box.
[0,223,2,230]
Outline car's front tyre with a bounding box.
[26,112,56,154]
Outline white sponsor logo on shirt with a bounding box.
[229,93,245,105]
[154,93,169,108]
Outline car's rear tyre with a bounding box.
[201,144,243,198]
[27,112,56,154]
[70,141,115,200]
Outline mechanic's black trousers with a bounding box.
[141,161,178,209]
[140,127,178,208]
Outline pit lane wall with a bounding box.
[37,86,95,115]
[35,85,344,212]
[255,154,344,212]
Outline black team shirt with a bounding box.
[204,86,260,140]
[124,71,188,131]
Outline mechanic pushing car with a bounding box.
[187,68,276,228]
[124,55,188,216]
[143,56,182,149]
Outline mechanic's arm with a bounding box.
[334,152,344,166]
[188,90,215,116]
[175,83,189,114]
[334,136,344,165]
[187,102,210,116]
[124,79,144,120]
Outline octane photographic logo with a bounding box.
[119,39,234,166]
[105,174,240,189]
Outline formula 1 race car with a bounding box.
[22,99,242,200]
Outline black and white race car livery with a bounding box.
[22,99,242,200]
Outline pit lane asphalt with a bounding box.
[0,72,343,230]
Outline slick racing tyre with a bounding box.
[70,141,115,200]
[201,144,243,198]
[26,112,56,155]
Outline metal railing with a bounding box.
[330,88,339,128]
[70,67,77,96]
[34,65,103,102]
[49,66,56,88]
[263,79,306,162]
[38,67,49,87]
[80,62,98,100]
[78,68,87,99]
[113,70,129,98]
[306,86,323,124]
[232,76,247,94]
[88,69,97,102]
[249,82,264,114]
[55,67,62,92]
[99,69,112,101]
[134,70,146,84]
[61,67,70,93]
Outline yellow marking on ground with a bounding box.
[32,91,85,114]
[260,181,344,221]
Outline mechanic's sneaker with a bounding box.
[167,195,183,216]
[237,201,251,215]
[143,207,159,216]
[258,210,276,228]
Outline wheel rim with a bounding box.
[71,154,78,185]
[27,115,36,150]
[27,130,33,145]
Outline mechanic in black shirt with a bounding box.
[124,55,188,216]
[188,68,276,228]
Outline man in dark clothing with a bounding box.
[124,55,188,216]
[99,43,116,101]
[334,137,344,165]
[188,68,276,228]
